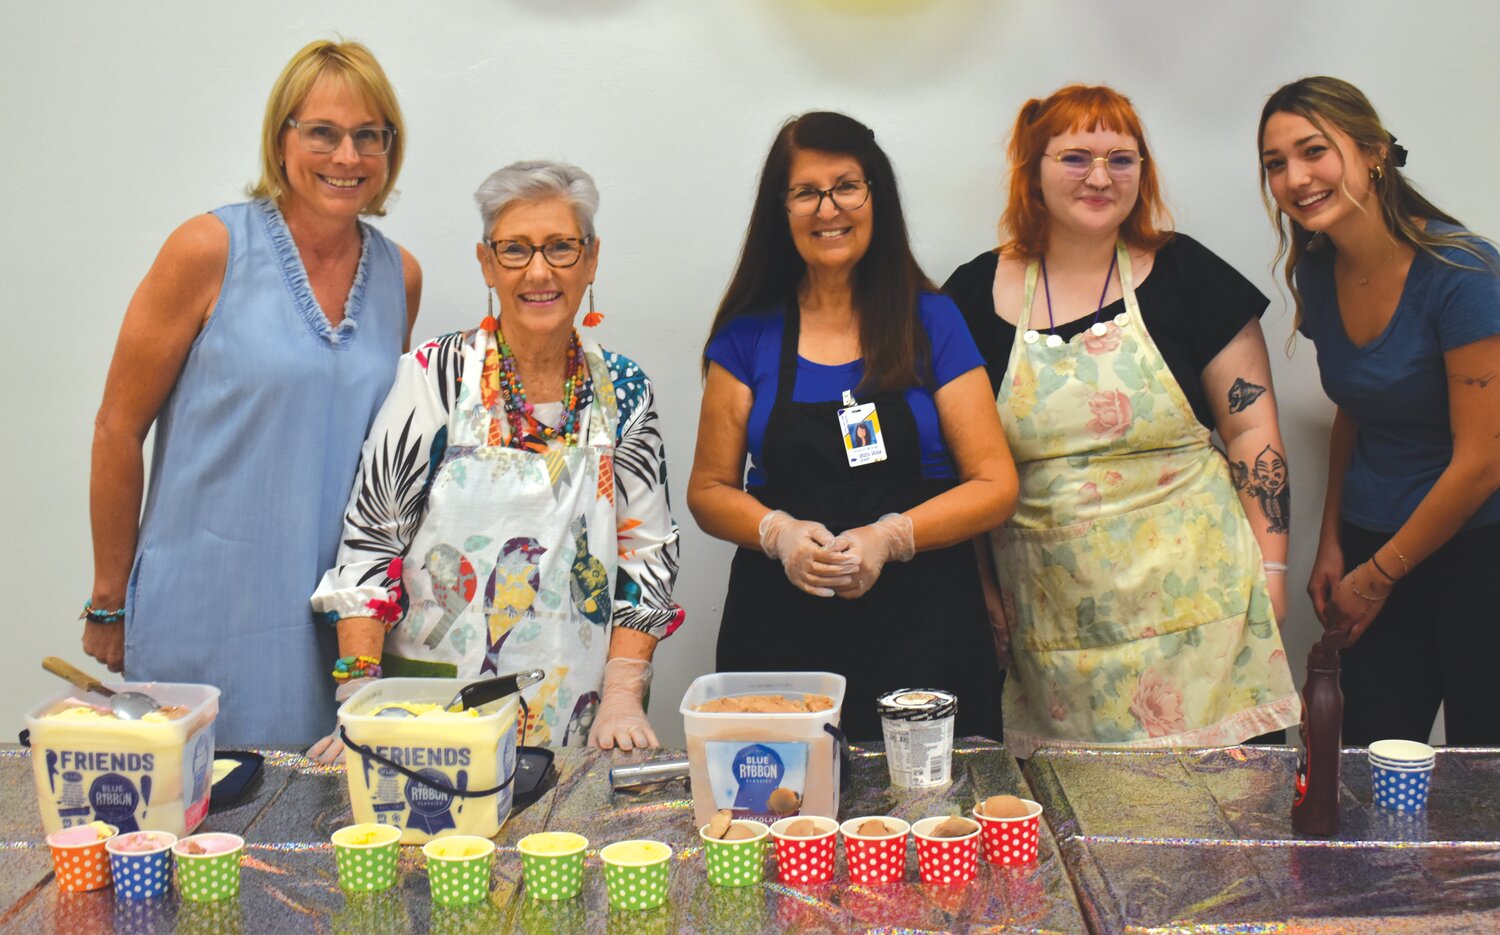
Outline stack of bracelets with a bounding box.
[332,655,382,683]
[79,600,125,624]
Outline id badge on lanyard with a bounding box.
[838,390,888,467]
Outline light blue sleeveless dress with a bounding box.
[125,199,406,746]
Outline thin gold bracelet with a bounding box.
[1349,566,1390,603]
[1391,543,1413,576]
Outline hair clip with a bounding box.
[1389,135,1408,168]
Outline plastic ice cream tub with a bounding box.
[25,682,219,838]
[338,677,520,845]
[680,672,846,828]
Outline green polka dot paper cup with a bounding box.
[173,833,245,902]
[422,835,495,909]
[699,820,768,887]
[332,823,402,893]
[517,831,588,901]
[600,840,672,911]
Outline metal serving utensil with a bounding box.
[42,656,163,721]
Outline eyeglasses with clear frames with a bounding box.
[1045,148,1145,180]
[783,180,873,216]
[285,118,396,156]
[485,237,594,269]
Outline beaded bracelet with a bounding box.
[79,600,125,624]
[332,655,382,682]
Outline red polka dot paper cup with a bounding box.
[973,799,1042,866]
[47,823,118,892]
[911,817,981,885]
[768,816,838,886]
[839,817,910,885]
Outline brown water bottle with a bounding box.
[1292,630,1345,836]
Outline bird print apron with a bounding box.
[384,332,619,747]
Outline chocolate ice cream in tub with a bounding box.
[679,672,846,828]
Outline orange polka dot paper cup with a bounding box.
[47,823,118,892]
[973,799,1042,866]
[768,816,838,886]
[911,817,981,885]
[839,817,910,885]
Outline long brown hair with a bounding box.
[1001,84,1173,259]
[1257,76,1490,337]
[703,112,934,394]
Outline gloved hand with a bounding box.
[759,509,858,597]
[306,677,375,764]
[588,657,659,752]
[830,512,916,600]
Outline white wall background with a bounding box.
[4,1,1496,747]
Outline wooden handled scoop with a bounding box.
[42,657,163,721]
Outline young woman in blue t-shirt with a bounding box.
[1260,76,1500,745]
[687,111,1019,741]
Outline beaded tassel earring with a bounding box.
[582,284,604,328]
[481,289,499,333]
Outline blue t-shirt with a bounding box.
[705,291,984,487]
[1297,222,1500,532]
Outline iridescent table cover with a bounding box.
[0,740,1085,933]
[1027,745,1500,934]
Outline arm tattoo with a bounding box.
[1227,377,1267,413]
[1450,372,1496,388]
[1229,445,1289,534]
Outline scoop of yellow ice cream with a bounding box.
[370,702,479,718]
[47,706,111,720]
[425,839,490,859]
[602,840,671,864]
[519,832,587,856]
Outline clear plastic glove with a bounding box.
[759,509,858,597]
[306,677,374,764]
[588,658,659,752]
[829,513,915,600]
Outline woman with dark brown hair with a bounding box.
[1259,76,1500,745]
[688,112,1018,741]
[945,85,1298,757]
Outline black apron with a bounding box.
[715,300,1003,741]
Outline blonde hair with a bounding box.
[1257,76,1488,340]
[248,39,405,217]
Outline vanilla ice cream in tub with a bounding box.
[680,672,846,828]
[337,677,520,844]
[25,682,219,837]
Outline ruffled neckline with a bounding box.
[254,198,372,346]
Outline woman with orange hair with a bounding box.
[944,85,1298,756]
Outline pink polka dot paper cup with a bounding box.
[768,816,838,886]
[47,823,118,892]
[911,817,980,885]
[973,799,1042,866]
[839,817,910,885]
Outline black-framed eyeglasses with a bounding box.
[1044,148,1144,180]
[485,237,594,269]
[285,118,396,156]
[783,180,873,216]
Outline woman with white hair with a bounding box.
[309,160,681,759]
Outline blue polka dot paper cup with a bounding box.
[1371,761,1432,812]
[106,831,177,900]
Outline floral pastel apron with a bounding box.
[992,241,1299,758]
[384,332,619,747]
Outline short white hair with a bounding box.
[474,160,600,240]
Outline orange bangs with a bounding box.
[999,84,1173,258]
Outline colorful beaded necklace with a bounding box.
[486,320,589,448]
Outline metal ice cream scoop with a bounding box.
[373,669,545,718]
[42,656,163,721]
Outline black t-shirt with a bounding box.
[941,234,1268,430]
